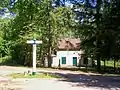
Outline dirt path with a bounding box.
[0,66,120,90]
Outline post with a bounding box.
[32,43,36,75]
[27,39,42,75]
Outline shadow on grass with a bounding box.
[56,67,97,73]
[39,71,120,89]
[51,66,120,74]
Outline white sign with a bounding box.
[27,40,42,44]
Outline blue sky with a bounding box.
[58,0,110,8]
[0,0,111,19]
[0,8,16,19]
[58,0,97,8]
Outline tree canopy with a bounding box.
[0,0,75,66]
[0,0,120,71]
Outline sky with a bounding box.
[58,0,110,8]
[0,0,111,19]
[0,8,16,19]
[58,0,97,8]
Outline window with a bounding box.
[62,57,66,64]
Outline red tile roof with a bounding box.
[58,38,81,50]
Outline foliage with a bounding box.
[0,0,9,9]
[74,0,120,72]
[8,0,42,66]
[37,1,75,67]
[0,56,14,65]
[0,18,12,57]
[0,0,74,66]
[1,0,120,73]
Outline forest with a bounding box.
[0,0,120,73]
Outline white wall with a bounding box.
[52,50,83,67]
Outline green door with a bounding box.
[62,57,66,64]
[73,57,77,66]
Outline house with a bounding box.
[45,38,92,67]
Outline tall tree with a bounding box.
[6,0,74,66]
[95,0,102,72]
[36,0,74,67]
[74,0,120,72]
[73,0,114,72]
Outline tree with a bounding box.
[4,0,74,66]
[0,18,12,56]
[101,0,120,62]
[74,0,120,72]
[7,0,40,65]
[35,0,74,67]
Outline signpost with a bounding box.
[27,39,42,75]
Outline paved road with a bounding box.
[23,79,106,90]
[0,66,120,90]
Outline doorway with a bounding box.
[73,57,77,66]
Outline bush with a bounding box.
[0,56,17,65]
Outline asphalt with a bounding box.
[0,66,120,90]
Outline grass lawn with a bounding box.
[9,73,61,79]
[101,60,120,68]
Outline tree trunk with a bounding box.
[97,56,101,72]
[104,59,105,67]
[58,59,61,68]
[104,59,106,71]
[47,18,52,67]
[47,1,52,68]
[114,59,116,72]
[47,46,52,67]
[79,58,81,69]
[96,0,102,73]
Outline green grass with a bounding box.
[101,60,120,68]
[9,73,61,79]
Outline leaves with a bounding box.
[0,0,75,66]
[0,0,9,9]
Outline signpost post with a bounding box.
[27,39,42,75]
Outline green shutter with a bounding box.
[62,57,66,64]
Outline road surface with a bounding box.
[0,66,120,90]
